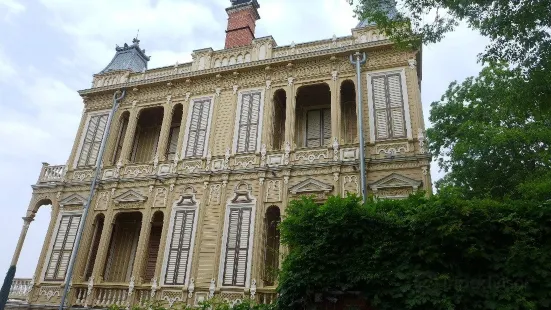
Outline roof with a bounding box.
[99,38,151,74]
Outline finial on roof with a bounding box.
[133,29,140,45]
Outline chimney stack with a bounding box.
[224,0,260,49]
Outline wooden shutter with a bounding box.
[45,215,81,281]
[223,207,252,287]
[78,114,108,167]
[164,210,196,285]
[306,110,321,147]
[236,92,262,153]
[144,224,163,282]
[322,108,331,145]
[372,76,389,140]
[185,99,211,158]
[387,74,406,138]
[167,126,180,161]
[306,109,331,147]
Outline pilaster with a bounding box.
[156,98,175,162]
[119,103,140,164]
[284,80,296,149]
[330,75,340,143]
[91,209,115,282]
[251,173,266,288]
[131,208,153,285]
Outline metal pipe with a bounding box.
[59,89,126,310]
[350,52,368,201]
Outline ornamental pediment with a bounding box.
[59,194,87,207]
[289,178,333,195]
[369,173,422,191]
[113,190,148,204]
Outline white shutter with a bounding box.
[372,76,389,140]
[45,215,81,281]
[164,210,196,285]
[306,110,321,147]
[78,114,108,167]
[387,74,406,138]
[322,108,331,145]
[236,92,262,154]
[223,207,252,287]
[185,99,211,157]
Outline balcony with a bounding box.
[8,278,32,301]
[36,163,66,184]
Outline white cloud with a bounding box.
[0,48,16,81]
[0,0,25,21]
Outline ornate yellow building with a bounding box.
[7,0,431,308]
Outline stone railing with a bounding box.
[9,278,32,300]
[127,63,193,83]
[37,163,66,184]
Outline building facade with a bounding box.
[8,0,431,308]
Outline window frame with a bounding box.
[160,201,200,287]
[41,210,83,282]
[232,88,266,155]
[73,110,110,169]
[366,68,413,143]
[181,96,215,159]
[217,201,257,288]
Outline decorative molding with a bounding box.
[95,192,109,211]
[59,194,87,207]
[266,180,282,202]
[113,190,148,204]
[209,184,222,205]
[234,155,257,169]
[294,149,328,164]
[231,182,253,203]
[289,178,333,195]
[342,175,359,196]
[369,173,422,199]
[153,187,168,208]
[375,142,409,155]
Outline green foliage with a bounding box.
[427,62,551,200]
[349,0,551,69]
[277,195,551,309]
[107,298,275,310]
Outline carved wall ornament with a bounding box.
[73,170,93,182]
[162,291,183,308]
[209,184,222,205]
[250,279,257,299]
[231,182,253,203]
[188,278,195,298]
[206,150,212,170]
[234,155,257,169]
[95,192,109,211]
[418,128,426,154]
[266,180,282,202]
[39,287,60,301]
[332,137,339,161]
[224,148,231,169]
[332,70,338,81]
[181,159,203,173]
[260,144,267,167]
[153,187,168,208]
[265,80,271,89]
[375,142,409,155]
[233,85,239,94]
[422,167,428,176]
[113,190,148,204]
[288,77,294,86]
[267,154,283,167]
[342,175,359,196]
[369,173,422,199]
[209,279,216,298]
[215,88,221,97]
[123,164,154,178]
[295,149,328,164]
[340,147,359,161]
[151,279,158,299]
[408,59,417,69]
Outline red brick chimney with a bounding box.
[225,0,260,49]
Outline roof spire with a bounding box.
[133,29,140,44]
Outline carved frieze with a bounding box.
[374,142,409,155]
[294,149,329,165]
[123,164,154,178]
[342,175,359,196]
[153,188,168,208]
[95,192,109,211]
[266,180,282,202]
[233,155,257,169]
[180,159,204,174]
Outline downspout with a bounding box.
[350,52,368,201]
[59,89,126,310]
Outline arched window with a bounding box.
[341,80,357,144]
[84,214,105,280]
[272,89,287,150]
[263,206,281,286]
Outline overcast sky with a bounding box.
[0,0,488,278]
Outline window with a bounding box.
[235,90,263,154]
[306,108,331,147]
[163,209,197,285]
[166,126,180,161]
[368,71,410,141]
[112,113,129,164]
[44,214,82,281]
[222,207,253,287]
[184,98,213,158]
[77,113,109,167]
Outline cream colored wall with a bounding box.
[26,42,430,307]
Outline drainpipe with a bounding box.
[59,89,126,310]
[350,52,368,201]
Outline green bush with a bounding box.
[107,297,276,310]
[277,193,551,309]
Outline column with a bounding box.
[156,100,174,162]
[175,98,191,162]
[284,81,296,149]
[131,209,153,285]
[119,106,140,165]
[103,110,124,166]
[330,75,340,144]
[261,85,274,150]
[251,174,266,287]
[91,210,115,282]
[10,217,34,266]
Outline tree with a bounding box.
[277,194,551,309]
[349,0,551,69]
[428,63,551,200]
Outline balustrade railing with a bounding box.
[9,278,32,300]
[37,163,66,184]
